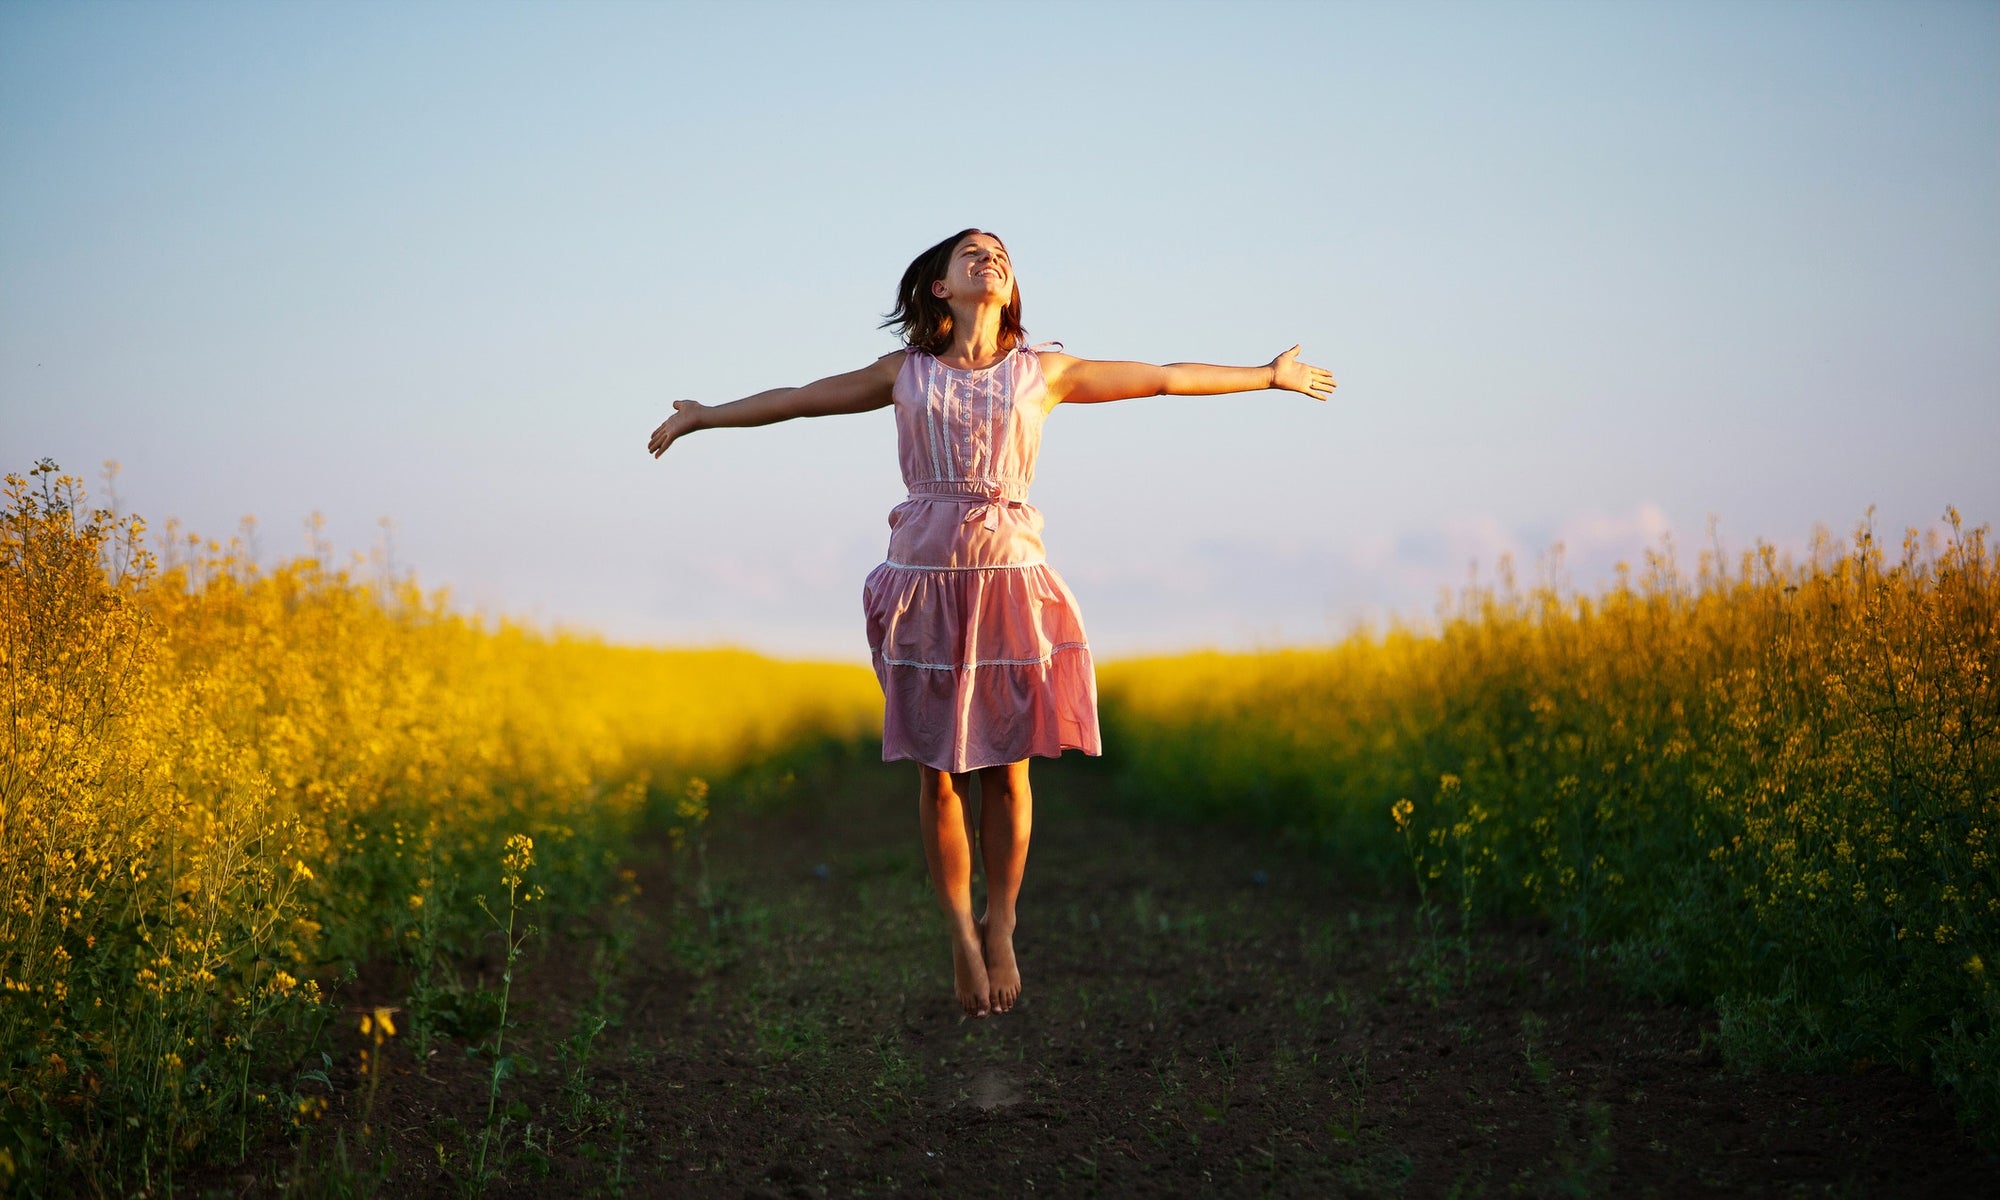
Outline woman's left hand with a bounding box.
[1270,346,1337,401]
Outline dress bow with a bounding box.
[963,484,1021,532]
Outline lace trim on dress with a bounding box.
[878,641,1090,672]
[879,560,1046,571]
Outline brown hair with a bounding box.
[881,228,1027,355]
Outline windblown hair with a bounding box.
[881,228,1027,355]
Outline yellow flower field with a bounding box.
[8,452,1994,1185]
[0,461,879,1189]
[1102,512,1997,1135]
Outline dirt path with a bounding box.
[258,752,1995,1198]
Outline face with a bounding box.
[931,233,1014,305]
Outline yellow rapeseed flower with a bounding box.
[1390,798,1414,832]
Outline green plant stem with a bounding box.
[474,880,520,1184]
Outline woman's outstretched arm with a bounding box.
[648,352,902,458]
[1040,345,1335,409]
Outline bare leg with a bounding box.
[975,760,1032,1012]
[918,766,989,1016]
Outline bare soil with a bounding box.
[217,751,1995,1198]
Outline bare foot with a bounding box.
[980,916,1022,1012]
[950,926,990,1017]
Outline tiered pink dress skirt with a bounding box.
[862,347,1101,773]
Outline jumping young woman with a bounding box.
[648,229,1335,1016]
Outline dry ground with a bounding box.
[213,749,1994,1198]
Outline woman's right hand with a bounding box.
[648,400,707,458]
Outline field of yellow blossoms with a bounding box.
[0,461,880,1191]
[1103,511,1997,1138]
[7,452,1995,1189]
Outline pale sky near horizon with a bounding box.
[4,0,1996,659]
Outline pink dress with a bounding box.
[862,345,1102,773]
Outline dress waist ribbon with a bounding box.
[907,480,1029,532]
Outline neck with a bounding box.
[944,300,1007,366]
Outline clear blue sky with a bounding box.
[4,0,1996,657]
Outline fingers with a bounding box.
[1275,346,1338,399]
[1288,359,1336,401]
[649,403,699,457]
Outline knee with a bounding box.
[980,766,1032,809]
[920,769,971,808]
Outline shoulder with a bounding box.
[863,347,919,401]
[1032,349,1080,383]
[867,349,913,378]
